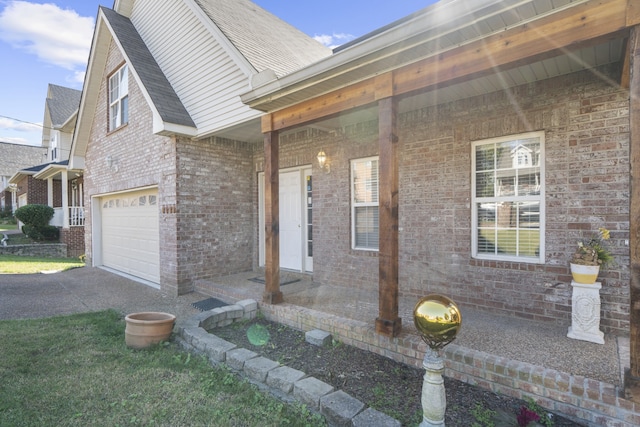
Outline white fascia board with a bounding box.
[33,164,64,180]
[8,172,33,184]
[113,0,133,18]
[60,111,78,133]
[152,115,198,137]
[69,156,85,170]
[70,11,111,163]
[241,0,589,108]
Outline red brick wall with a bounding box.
[24,176,47,205]
[262,64,629,335]
[173,136,255,286]
[60,227,85,257]
[84,41,255,296]
[84,42,178,291]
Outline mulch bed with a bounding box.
[212,317,584,426]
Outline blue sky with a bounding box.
[0,0,437,147]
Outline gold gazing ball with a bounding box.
[413,294,462,350]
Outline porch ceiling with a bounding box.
[212,36,625,144]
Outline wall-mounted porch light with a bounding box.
[317,149,330,173]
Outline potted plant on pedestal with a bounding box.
[570,227,613,284]
[567,227,613,344]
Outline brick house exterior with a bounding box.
[72,0,330,292]
[0,142,47,211]
[9,84,85,257]
[67,0,640,422]
[71,0,636,332]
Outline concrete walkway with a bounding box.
[0,266,204,324]
[197,271,627,387]
[0,266,626,387]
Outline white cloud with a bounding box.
[314,32,355,49]
[71,70,86,85]
[0,116,42,133]
[0,1,94,70]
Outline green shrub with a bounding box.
[14,204,54,227]
[0,205,13,219]
[15,205,58,241]
[22,224,59,241]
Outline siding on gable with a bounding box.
[130,0,260,137]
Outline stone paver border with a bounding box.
[176,299,401,427]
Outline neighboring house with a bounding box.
[9,84,84,256]
[72,0,640,419]
[0,142,47,212]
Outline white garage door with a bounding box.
[100,189,160,283]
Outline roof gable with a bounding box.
[101,7,195,129]
[193,0,331,78]
[46,84,82,128]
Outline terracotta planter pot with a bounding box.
[125,312,176,349]
[570,263,600,284]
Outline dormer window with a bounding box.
[108,64,129,131]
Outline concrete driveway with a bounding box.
[0,266,205,324]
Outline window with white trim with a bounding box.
[472,132,545,263]
[351,156,379,250]
[108,64,129,131]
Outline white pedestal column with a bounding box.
[567,281,604,344]
[419,348,446,427]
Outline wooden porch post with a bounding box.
[626,25,640,401]
[263,117,283,304]
[375,94,402,337]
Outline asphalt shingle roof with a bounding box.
[46,84,82,127]
[194,0,331,77]
[101,7,196,128]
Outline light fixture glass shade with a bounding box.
[317,150,327,169]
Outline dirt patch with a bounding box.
[212,316,584,426]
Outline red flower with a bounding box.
[517,406,540,426]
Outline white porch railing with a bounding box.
[50,207,84,227]
[69,206,85,226]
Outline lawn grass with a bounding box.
[0,310,326,427]
[0,255,85,274]
[479,228,539,257]
[0,222,17,232]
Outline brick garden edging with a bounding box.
[257,302,640,427]
[176,300,401,427]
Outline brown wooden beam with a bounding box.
[628,0,640,27]
[626,25,640,403]
[264,0,633,133]
[265,79,377,133]
[394,0,630,96]
[622,37,631,89]
[263,128,283,304]
[375,96,401,337]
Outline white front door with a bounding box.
[279,170,302,270]
[259,167,312,272]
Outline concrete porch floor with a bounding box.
[195,271,628,388]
